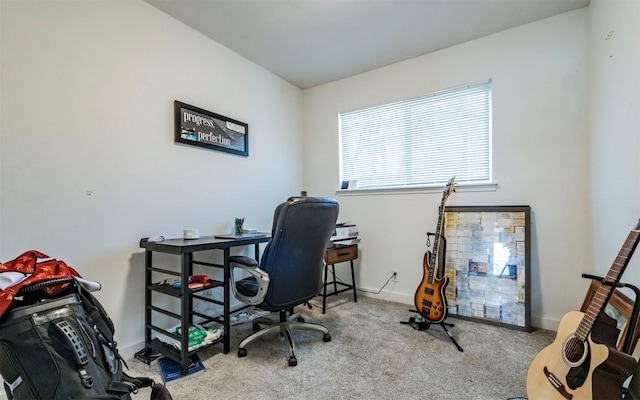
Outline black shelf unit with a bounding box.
[137,235,270,375]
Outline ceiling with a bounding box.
[145,0,590,89]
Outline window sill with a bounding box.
[335,182,498,196]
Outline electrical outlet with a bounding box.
[392,269,399,282]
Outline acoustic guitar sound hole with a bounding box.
[562,335,587,367]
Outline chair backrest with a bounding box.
[258,196,339,311]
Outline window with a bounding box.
[339,80,492,190]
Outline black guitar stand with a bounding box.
[581,273,640,354]
[401,312,464,352]
[581,274,640,400]
[401,235,463,352]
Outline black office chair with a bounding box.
[229,196,339,366]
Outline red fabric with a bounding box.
[0,250,80,317]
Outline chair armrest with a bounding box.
[228,255,259,267]
[230,258,269,305]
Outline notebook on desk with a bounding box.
[214,233,268,240]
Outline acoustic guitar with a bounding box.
[526,220,640,400]
[414,177,455,323]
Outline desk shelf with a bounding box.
[147,336,223,366]
[137,235,270,375]
[148,280,224,297]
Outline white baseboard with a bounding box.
[535,316,561,331]
[120,340,147,363]
[357,286,415,305]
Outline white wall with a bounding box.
[0,1,303,357]
[589,1,640,293]
[2,0,637,362]
[302,10,590,329]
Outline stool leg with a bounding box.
[322,263,329,314]
[350,260,357,303]
[331,264,338,294]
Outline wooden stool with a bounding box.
[320,244,358,313]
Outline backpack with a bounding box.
[0,251,161,400]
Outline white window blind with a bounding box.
[339,80,491,190]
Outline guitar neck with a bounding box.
[576,226,640,341]
[428,205,445,279]
[426,176,455,282]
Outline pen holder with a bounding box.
[235,218,244,235]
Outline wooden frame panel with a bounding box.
[443,205,531,331]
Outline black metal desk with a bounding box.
[138,234,270,374]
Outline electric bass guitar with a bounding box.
[414,177,455,323]
[526,219,640,400]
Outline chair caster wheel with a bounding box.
[323,333,332,342]
[288,356,297,367]
[252,323,260,331]
[238,348,247,358]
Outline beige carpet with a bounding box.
[125,295,555,400]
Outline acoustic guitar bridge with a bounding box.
[543,366,572,400]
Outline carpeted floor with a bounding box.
[125,295,555,400]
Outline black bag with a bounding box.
[0,278,154,400]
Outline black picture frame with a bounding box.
[443,205,532,332]
[174,101,248,157]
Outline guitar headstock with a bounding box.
[442,176,456,201]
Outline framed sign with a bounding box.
[443,206,531,331]
[174,101,248,156]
